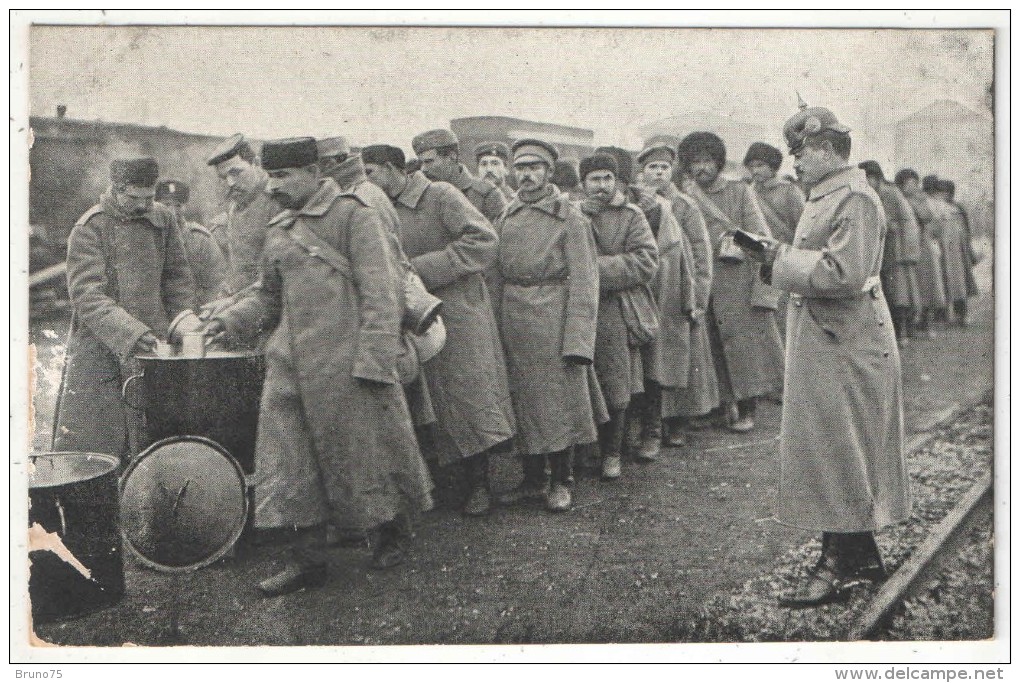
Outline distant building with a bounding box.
[894,99,994,236]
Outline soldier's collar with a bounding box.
[452,164,474,192]
[99,190,165,229]
[506,185,570,219]
[703,175,728,194]
[298,178,343,217]
[395,170,430,209]
[807,166,854,201]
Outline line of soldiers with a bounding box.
[51,104,974,604]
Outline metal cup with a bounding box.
[181,333,206,358]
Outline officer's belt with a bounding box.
[503,274,569,287]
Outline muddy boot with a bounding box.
[778,533,850,608]
[546,449,573,512]
[727,399,755,433]
[258,525,329,598]
[496,455,548,506]
[462,452,492,517]
[636,386,662,462]
[662,416,687,448]
[370,513,411,570]
[600,409,625,479]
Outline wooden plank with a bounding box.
[29,261,67,288]
[846,472,993,641]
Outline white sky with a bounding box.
[29,25,993,161]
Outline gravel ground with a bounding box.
[25,278,994,646]
[679,401,994,643]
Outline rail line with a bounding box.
[846,399,994,641]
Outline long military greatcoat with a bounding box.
[450,164,509,224]
[394,171,515,464]
[493,186,602,456]
[875,181,921,310]
[658,183,719,417]
[932,199,974,303]
[903,191,948,311]
[54,191,196,460]
[683,176,785,402]
[585,191,659,411]
[219,174,279,297]
[178,217,227,306]
[770,167,908,531]
[217,179,432,530]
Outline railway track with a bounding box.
[847,471,993,641]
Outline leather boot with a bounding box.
[636,386,662,462]
[496,455,548,506]
[662,417,687,448]
[370,514,411,570]
[462,452,492,517]
[778,533,850,608]
[600,409,625,479]
[547,449,573,512]
[258,525,329,597]
[840,532,887,583]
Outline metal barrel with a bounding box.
[28,452,124,624]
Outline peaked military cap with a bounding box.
[110,157,159,187]
[637,144,676,167]
[512,138,558,169]
[155,179,190,204]
[317,135,350,159]
[474,141,510,162]
[782,107,851,154]
[260,137,319,171]
[361,144,407,169]
[412,129,459,155]
[206,133,249,166]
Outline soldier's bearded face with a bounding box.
[642,161,672,189]
[513,162,550,191]
[420,149,457,182]
[745,160,775,183]
[583,170,616,200]
[115,185,155,216]
[689,156,719,188]
[266,167,318,209]
[215,156,261,200]
[477,156,508,184]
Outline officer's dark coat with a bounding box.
[771,167,908,531]
[54,191,196,459]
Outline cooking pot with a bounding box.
[123,349,265,474]
[28,452,124,623]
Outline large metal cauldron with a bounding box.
[125,350,265,474]
[28,452,124,624]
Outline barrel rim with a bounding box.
[134,349,264,361]
[28,451,120,489]
[119,435,248,574]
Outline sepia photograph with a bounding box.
[10,10,1007,666]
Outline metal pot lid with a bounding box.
[29,452,120,489]
[120,436,248,573]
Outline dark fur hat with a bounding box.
[677,132,727,171]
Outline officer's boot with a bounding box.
[496,455,548,506]
[547,449,573,512]
[258,524,329,597]
[840,531,887,583]
[779,532,853,608]
[462,451,492,517]
[636,385,662,462]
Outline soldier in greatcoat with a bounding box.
[474,141,515,202]
[204,138,432,596]
[53,158,197,460]
[677,132,785,433]
[741,107,908,607]
[858,161,921,344]
[639,144,720,445]
[577,153,659,480]
[895,169,947,336]
[491,139,602,513]
[930,178,977,326]
[155,179,227,306]
[362,143,515,517]
[413,128,509,225]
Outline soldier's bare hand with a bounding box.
[202,320,229,345]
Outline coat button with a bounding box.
[883,351,889,358]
